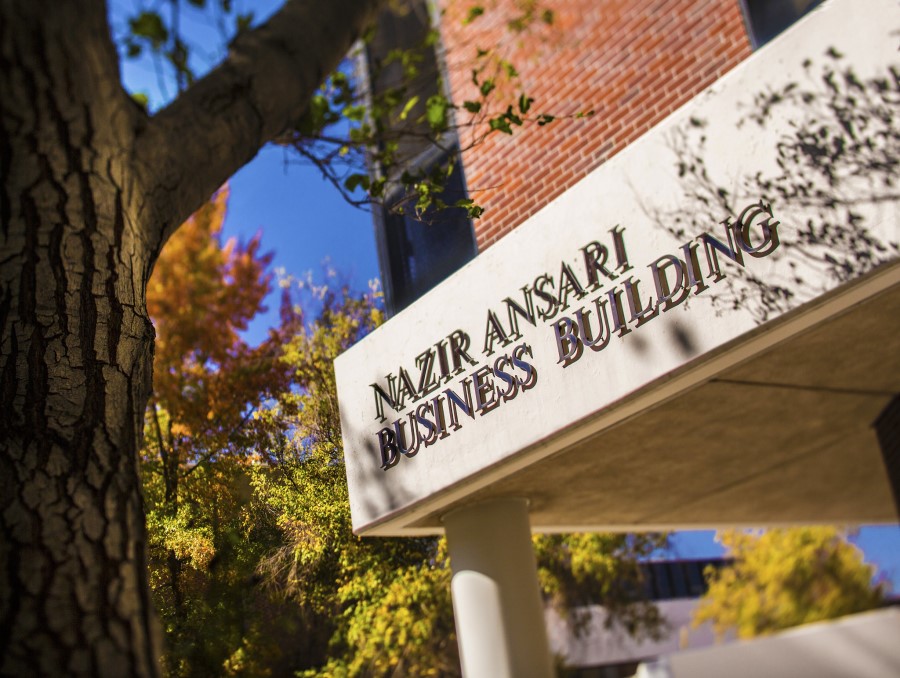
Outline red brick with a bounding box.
[437,0,752,250]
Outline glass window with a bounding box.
[739,0,824,48]
[685,561,707,597]
[366,1,443,165]
[365,1,478,316]
[378,156,476,314]
[670,562,689,598]
[651,562,672,600]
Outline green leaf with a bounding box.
[129,11,168,49]
[537,113,556,126]
[343,104,367,122]
[370,177,387,198]
[425,95,448,132]
[501,60,518,79]
[349,124,368,144]
[343,174,369,193]
[398,95,420,121]
[455,198,484,219]
[299,94,330,133]
[518,94,534,114]
[501,106,522,127]
[466,204,485,219]
[463,100,482,114]
[424,28,440,47]
[479,79,495,97]
[463,6,484,24]
[131,92,150,110]
[542,9,555,24]
[489,117,512,134]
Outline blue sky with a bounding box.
[110,0,900,590]
[109,0,380,340]
[218,144,379,336]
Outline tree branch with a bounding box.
[134,0,383,250]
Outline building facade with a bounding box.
[549,558,731,677]
[344,1,898,675]
[368,0,823,314]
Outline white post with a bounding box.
[443,497,554,678]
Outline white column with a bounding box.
[443,497,554,678]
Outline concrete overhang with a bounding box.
[406,268,899,531]
[335,0,900,536]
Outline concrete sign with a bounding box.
[336,0,900,535]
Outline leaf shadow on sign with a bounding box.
[639,48,899,325]
[671,320,699,358]
[354,432,418,521]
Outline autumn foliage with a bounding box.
[146,192,889,675]
[141,191,672,676]
[146,192,889,676]
[693,527,886,640]
[147,186,295,459]
[143,187,301,675]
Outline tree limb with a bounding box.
[134,0,383,251]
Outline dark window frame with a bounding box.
[371,143,477,316]
[738,0,824,49]
[362,0,478,317]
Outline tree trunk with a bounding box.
[1,0,380,674]
[0,1,162,674]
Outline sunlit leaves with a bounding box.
[488,104,523,134]
[534,533,668,641]
[248,285,465,675]
[425,94,449,132]
[506,0,556,32]
[131,92,150,110]
[693,528,886,640]
[454,197,485,220]
[147,187,288,437]
[143,189,299,676]
[399,94,420,121]
[273,1,583,222]
[501,59,518,79]
[115,0,582,224]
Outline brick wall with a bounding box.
[437,0,752,250]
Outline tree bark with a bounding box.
[0,0,379,674]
